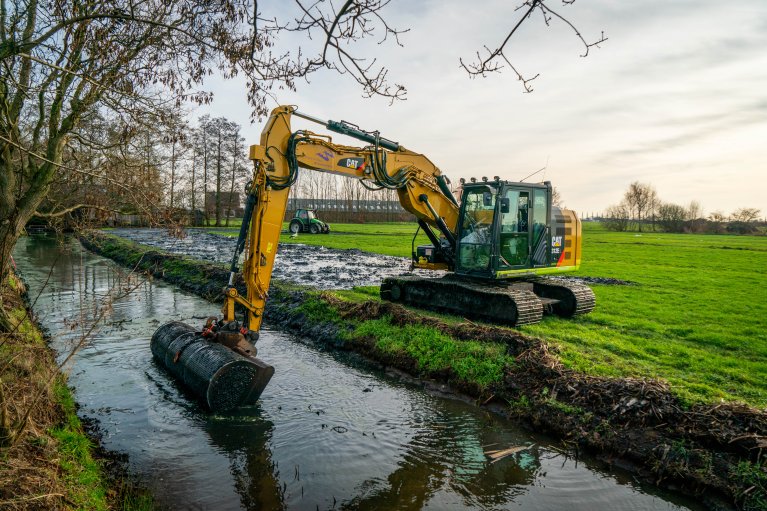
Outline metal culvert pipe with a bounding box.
[151,322,274,412]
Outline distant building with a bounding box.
[285,198,413,223]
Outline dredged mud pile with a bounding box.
[109,228,440,289]
[81,231,766,510]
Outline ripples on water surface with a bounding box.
[15,236,703,511]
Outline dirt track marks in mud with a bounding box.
[109,228,440,290]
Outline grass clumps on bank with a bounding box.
[268,286,514,393]
[352,317,511,390]
[0,272,154,510]
[734,460,767,510]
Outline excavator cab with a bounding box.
[411,178,582,279]
[455,180,564,278]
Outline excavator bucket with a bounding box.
[151,322,274,412]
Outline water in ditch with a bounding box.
[14,235,704,511]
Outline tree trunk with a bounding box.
[0,205,38,332]
[214,135,222,227]
[190,149,197,226]
[170,139,177,210]
[0,221,15,331]
[202,137,209,227]
[226,136,238,228]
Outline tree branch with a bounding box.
[461,0,607,91]
[33,204,116,218]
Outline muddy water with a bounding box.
[15,236,703,511]
[110,228,442,289]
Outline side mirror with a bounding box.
[483,192,493,207]
[500,197,510,213]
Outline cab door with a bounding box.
[455,187,497,277]
[530,187,551,267]
[498,187,532,269]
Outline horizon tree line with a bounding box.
[603,181,762,235]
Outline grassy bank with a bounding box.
[0,272,154,510]
[82,231,767,509]
[208,221,767,408]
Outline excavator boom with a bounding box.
[224,105,461,335]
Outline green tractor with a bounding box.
[288,209,330,234]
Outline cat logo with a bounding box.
[338,157,365,170]
[552,236,563,248]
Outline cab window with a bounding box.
[499,189,530,267]
[458,190,496,272]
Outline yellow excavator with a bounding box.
[151,105,595,411]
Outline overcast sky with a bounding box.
[196,0,767,217]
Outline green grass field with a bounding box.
[207,221,767,407]
[526,225,767,407]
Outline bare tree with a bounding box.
[657,203,687,233]
[648,192,660,232]
[623,182,656,232]
[603,201,630,232]
[731,207,761,223]
[197,116,212,226]
[200,117,241,227]
[708,210,727,234]
[165,113,190,212]
[728,207,761,235]
[225,124,247,227]
[208,117,226,227]
[551,186,564,207]
[686,200,705,233]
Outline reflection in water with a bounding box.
[14,236,703,511]
[204,409,285,510]
[343,407,539,510]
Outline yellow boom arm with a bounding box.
[222,106,460,335]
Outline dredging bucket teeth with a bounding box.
[151,321,274,412]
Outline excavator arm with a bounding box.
[222,105,460,337]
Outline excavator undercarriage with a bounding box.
[381,276,595,326]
